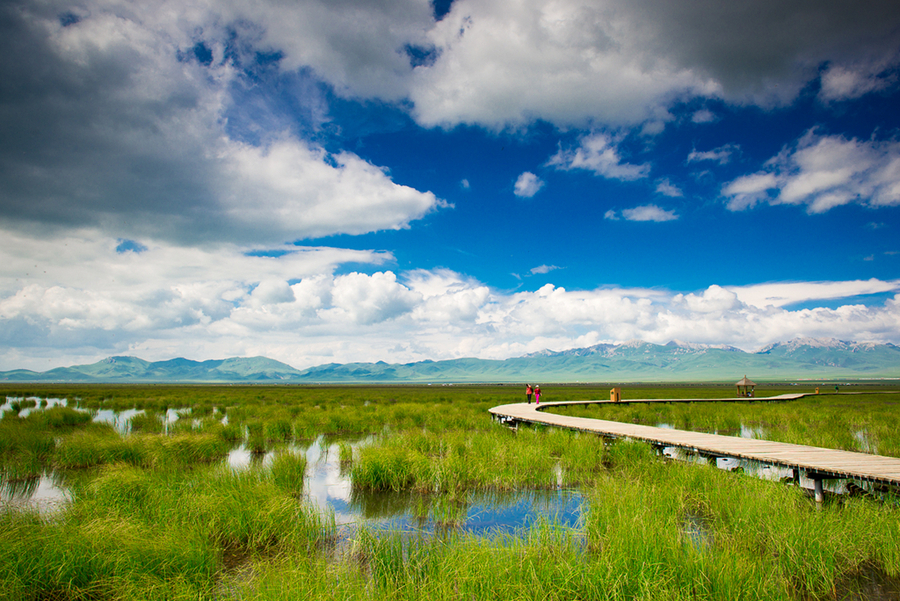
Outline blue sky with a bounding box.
[1,0,900,370]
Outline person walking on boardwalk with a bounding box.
[526,384,533,404]
[534,385,541,405]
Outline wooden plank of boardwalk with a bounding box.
[489,395,900,487]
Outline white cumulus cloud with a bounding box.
[724,279,900,309]
[549,133,650,181]
[655,179,684,197]
[407,0,900,129]
[514,172,545,198]
[687,144,739,165]
[530,265,561,275]
[0,1,444,247]
[220,139,443,241]
[722,130,900,213]
[819,60,898,102]
[621,205,678,222]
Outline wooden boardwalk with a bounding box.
[489,395,900,493]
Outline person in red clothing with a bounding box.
[525,384,533,403]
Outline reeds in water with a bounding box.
[2,383,899,600]
[0,460,333,600]
[269,450,308,493]
[351,427,607,493]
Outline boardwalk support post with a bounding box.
[813,478,824,503]
[699,452,719,467]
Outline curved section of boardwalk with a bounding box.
[489,396,900,488]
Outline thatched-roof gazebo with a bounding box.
[736,375,756,397]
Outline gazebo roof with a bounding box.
[736,375,756,386]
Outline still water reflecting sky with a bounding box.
[226,436,586,536]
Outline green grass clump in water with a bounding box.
[269,450,307,493]
[352,427,607,493]
[216,420,244,443]
[247,421,268,453]
[0,433,52,481]
[338,441,353,467]
[32,406,92,428]
[159,432,230,465]
[266,418,293,442]
[0,407,91,480]
[55,428,153,469]
[129,410,162,433]
[54,429,229,469]
[0,508,214,601]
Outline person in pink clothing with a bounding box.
[534,385,541,405]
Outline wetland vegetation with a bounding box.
[1,383,898,600]
[546,389,900,457]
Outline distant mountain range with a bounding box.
[2,338,899,383]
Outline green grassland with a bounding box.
[1,383,898,600]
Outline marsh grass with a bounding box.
[269,450,307,493]
[35,406,92,428]
[247,421,268,453]
[0,459,334,601]
[0,407,90,480]
[55,428,153,469]
[338,441,354,469]
[53,428,230,470]
[266,418,293,442]
[224,440,900,601]
[351,426,607,494]
[551,393,900,457]
[129,410,161,432]
[2,383,900,600]
[590,442,900,599]
[217,420,244,443]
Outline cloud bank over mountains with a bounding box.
[2,228,898,370]
[1,0,899,370]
